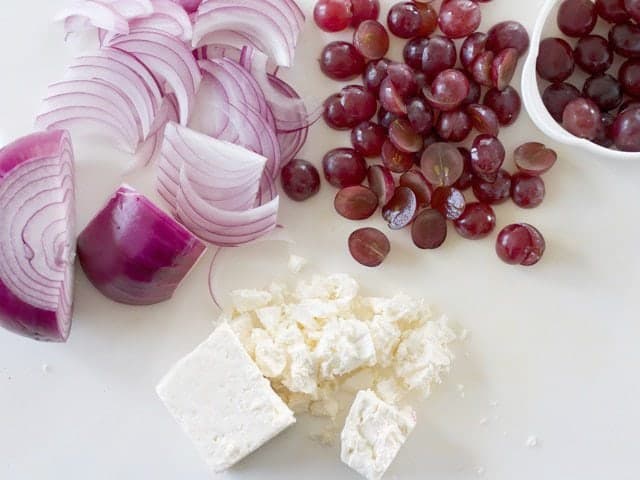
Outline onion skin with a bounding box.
[0,130,76,342]
[78,184,206,305]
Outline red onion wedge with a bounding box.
[193,0,304,68]
[0,130,76,342]
[105,28,202,124]
[129,0,193,42]
[78,184,206,305]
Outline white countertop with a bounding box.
[1,1,639,479]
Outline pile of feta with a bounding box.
[223,273,456,417]
[156,272,456,480]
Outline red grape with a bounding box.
[574,35,613,75]
[542,82,581,122]
[562,98,602,140]
[412,209,448,249]
[510,172,546,208]
[363,58,391,93]
[557,0,597,37]
[403,37,430,69]
[486,21,530,57]
[387,62,418,98]
[407,97,434,134]
[469,134,505,182]
[454,147,474,190]
[424,68,470,111]
[596,0,628,23]
[436,109,473,142]
[514,142,557,175]
[420,142,465,187]
[462,77,482,106]
[382,186,418,229]
[461,32,488,70]
[483,86,521,126]
[611,106,640,151]
[399,169,433,207]
[367,165,396,205]
[431,186,466,220]
[351,121,386,157]
[470,50,494,86]
[583,74,623,112]
[608,22,640,58]
[521,225,546,266]
[323,148,368,188]
[454,202,496,239]
[314,0,353,32]
[320,41,366,80]
[536,37,575,82]
[496,223,545,266]
[379,77,408,115]
[466,104,500,136]
[381,140,414,173]
[593,111,615,147]
[335,186,379,220]
[624,0,640,23]
[389,118,423,153]
[354,20,390,60]
[438,0,482,39]
[491,47,519,90]
[323,85,377,130]
[349,227,390,267]
[281,159,321,201]
[387,1,437,39]
[472,169,512,204]
[351,0,380,26]
[378,108,398,129]
[619,59,640,98]
[421,35,457,80]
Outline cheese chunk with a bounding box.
[156,323,296,473]
[341,390,416,480]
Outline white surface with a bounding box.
[156,323,295,473]
[1,1,640,480]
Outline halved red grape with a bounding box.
[514,142,557,175]
[323,85,377,130]
[323,148,368,188]
[320,41,366,80]
[421,35,457,80]
[351,121,386,157]
[363,58,391,93]
[424,68,470,111]
[403,37,430,69]
[387,62,418,98]
[314,0,353,32]
[619,59,640,98]
[323,94,351,130]
[351,0,381,27]
[521,224,546,266]
[483,86,521,126]
[381,140,414,173]
[454,202,496,239]
[472,168,511,204]
[431,186,466,220]
[557,0,597,37]
[470,50,495,86]
[574,35,613,75]
[387,1,437,39]
[407,97,434,134]
[382,186,418,229]
[399,169,433,207]
[438,0,482,39]
[583,74,623,112]
[367,165,396,205]
[436,109,473,142]
[420,142,464,187]
[608,22,640,58]
[379,77,408,115]
[510,172,545,208]
[335,186,379,220]
[389,118,423,153]
[593,111,615,147]
[461,32,488,70]
[412,209,448,249]
[491,47,518,90]
[542,82,581,122]
[349,227,391,267]
[281,159,321,202]
[611,106,640,151]
[486,21,530,57]
[537,37,575,82]
[496,224,537,265]
[454,147,474,190]
[596,0,628,24]
[469,134,505,182]
[626,0,640,22]
[466,104,500,136]
[354,20,390,60]
[562,98,602,140]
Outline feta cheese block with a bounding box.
[341,390,416,480]
[156,323,296,473]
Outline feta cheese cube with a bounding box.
[231,289,272,313]
[156,324,296,473]
[341,390,416,480]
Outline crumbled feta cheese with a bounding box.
[341,390,416,480]
[156,324,295,473]
[231,289,272,313]
[288,254,307,273]
[252,329,287,378]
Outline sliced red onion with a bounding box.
[56,1,130,35]
[169,0,203,14]
[129,0,193,42]
[135,94,180,168]
[240,47,321,133]
[104,0,154,18]
[0,130,76,342]
[106,28,202,124]
[78,184,206,305]
[193,0,304,67]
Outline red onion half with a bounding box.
[0,131,76,342]
[77,184,206,305]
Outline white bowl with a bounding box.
[521,0,639,160]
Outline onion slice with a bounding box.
[129,0,193,42]
[77,184,206,305]
[56,1,130,36]
[193,0,304,67]
[0,130,76,342]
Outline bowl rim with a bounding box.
[521,0,640,160]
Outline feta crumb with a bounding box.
[156,324,295,473]
[252,329,287,378]
[231,289,272,313]
[288,254,307,273]
[341,390,416,480]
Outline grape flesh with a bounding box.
[334,186,379,220]
[354,20,390,60]
[412,209,448,249]
[349,227,391,267]
[514,142,557,175]
[420,142,465,187]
